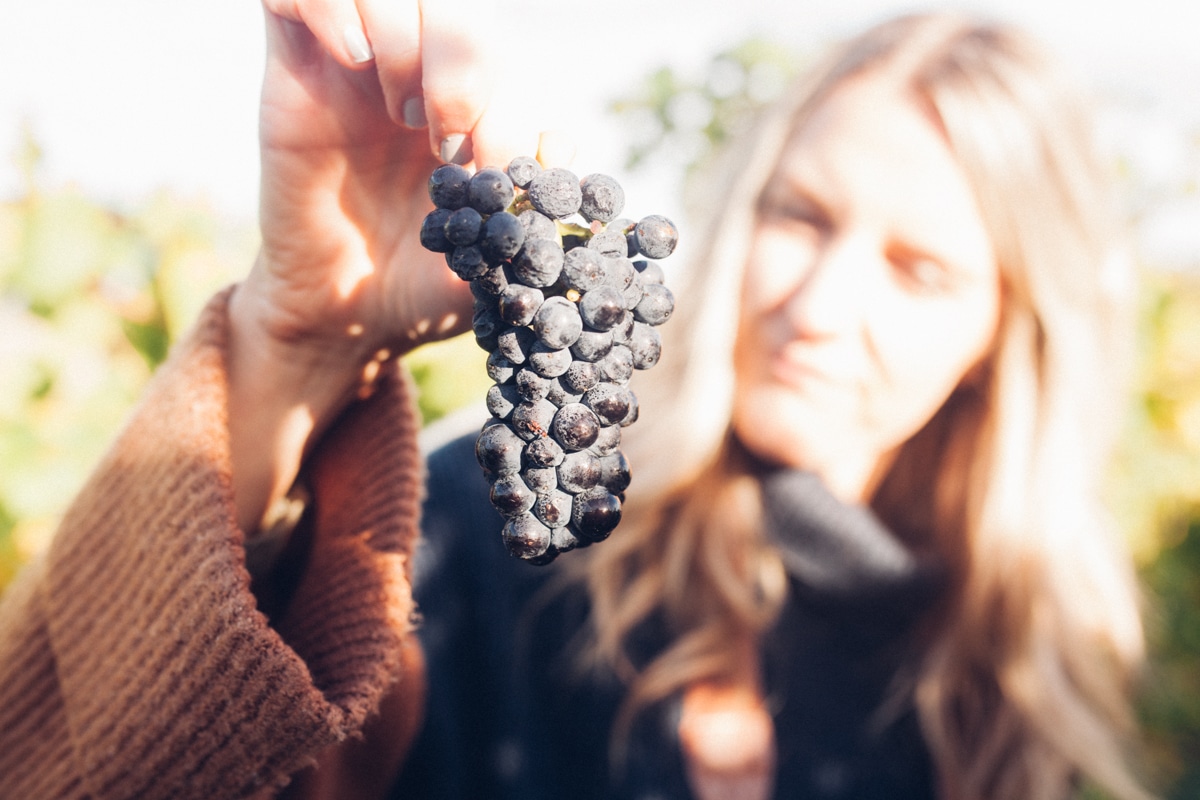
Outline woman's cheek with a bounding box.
[741,228,818,314]
[866,294,996,438]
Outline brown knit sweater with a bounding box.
[0,288,427,800]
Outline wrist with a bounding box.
[225,282,387,533]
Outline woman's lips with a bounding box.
[766,343,841,391]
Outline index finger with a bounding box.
[417,0,501,164]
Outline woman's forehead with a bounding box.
[770,78,996,271]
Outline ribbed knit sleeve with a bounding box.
[0,287,427,800]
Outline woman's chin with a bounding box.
[731,394,878,498]
[731,399,821,472]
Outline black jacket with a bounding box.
[392,426,943,799]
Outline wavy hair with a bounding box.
[580,12,1149,800]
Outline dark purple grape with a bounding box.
[523,435,565,468]
[450,245,488,280]
[534,489,573,528]
[523,547,560,565]
[528,167,582,219]
[550,525,580,553]
[558,450,602,493]
[490,473,536,517]
[562,360,601,393]
[584,383,633,426]
[562,247,607,292]
[528,342,573,378]
[472,304,503,349]
[515,368,552,402]
[579,286,626,331]
[476,422,524,475]
[532,296,583,350]
[521,466,558,493]
[599,452,632,494]
[513,238,565,287]
[445,206,484,247]
[470,278,497,304]
[569,329,613,362]
[506,155,542,189]
[428,163,471,209]
[486,383,520,420]
[622,273,645,311]
[511,398,557,441]
[634,214,679,259]
[497,326,535,364]
[587,228,628,258]
[479,211,525,263]
[502,513,552,559]
[498,284,544,327]
[629,322,663,370]
[619,392,640,427]
[634,283,675,326]
[602,256,636,292]
[518,208,558,242]
[551,403,601,451]
[579,173,625,223]
[571,487,622,542]
[589,424,621,456]
[475,264,510,296]
[546,377,583,407]
[486,351,516,384]
[420,208,454,253]
[610,310,635,345]
[634,259,665,285]
[468,167,514,214]
[607,218,639,258]
[598,345,634,384]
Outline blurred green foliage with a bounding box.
[1123,272,1200,798]
[0,126,253,584]
[1140,508,1200,798]
[0,38,1197,796]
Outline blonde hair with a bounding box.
[581,12,1149,800]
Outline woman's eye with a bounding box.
[891,251,954,294]
[766,203,821,229]
[758,187,828,228]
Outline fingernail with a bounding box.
[439,134,472,165]
[343,23,374,64]
[536,129,577,169]
[402,97,427,129]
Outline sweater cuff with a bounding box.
[39,286,425,799]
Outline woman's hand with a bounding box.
[226,0,560,532]
[243,0,537,378]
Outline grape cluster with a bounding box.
[420,157,678,564]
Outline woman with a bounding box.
[638,12,1150,799]
[0,5,1146,800]
[400,12,1150,800]
[618,13,1151,800]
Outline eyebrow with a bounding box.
[757,173,834,224]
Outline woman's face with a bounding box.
[732,77,1002,502]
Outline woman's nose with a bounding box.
[782,235,872,339]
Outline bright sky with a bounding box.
[1,0,1198,236]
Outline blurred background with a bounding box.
[1,0,1197,796]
